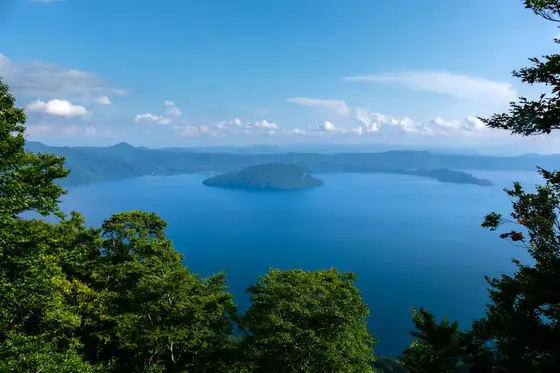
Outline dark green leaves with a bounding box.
[400,308,465,373]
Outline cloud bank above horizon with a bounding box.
[0,50,550,152]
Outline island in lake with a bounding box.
[202,163,324,190]
[405,169,493,187]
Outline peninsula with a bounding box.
[405,169,493,187]
[202,163,324,190]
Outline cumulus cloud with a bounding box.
[26,99,88,118]
[354,107,417,134]
[215,118,279,133]
[287,97,351,116]
[344,71,517,101]
[0,53,126,101]
[286,94,492,138]
[350,107,489,137]
[171,118,280,137]
[135,101,183,125]
[308,121,346,133]
[289,128,307,135]
[134,113,171,125]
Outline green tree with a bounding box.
[474,1,560,371]
[400,308,465,373]
[241,268,375,373]
[96,211,239,373]
[401,1,560,372]
[0,78,103,371]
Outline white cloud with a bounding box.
[287,97,351,116]
[290,128,307,135]
[354,107,417,134]
[134,113,171,125]
[135,101,183,125]
[0,52,126,100]
[308,120,346,133]
[95,95,111,104]
[26,99,88,118]
[216,118,279,132]
[165,106,182,116]
[171,118,280,137]
[344,71,517,101]
[350,107,490,137]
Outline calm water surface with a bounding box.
[61,170,541,357]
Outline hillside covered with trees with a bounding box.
[1,1,559,372]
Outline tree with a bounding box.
[474,1,560,371]
[0,78,103,371]
[400,308,466,373]
[96,211,239,373]
[241,268,375,373]
[401,1,560,372]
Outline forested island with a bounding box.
[405,169,494,186]
[203,163,324,190]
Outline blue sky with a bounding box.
[0,0,558,152]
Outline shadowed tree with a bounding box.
[400,308,465,373]
[401,1,560,372]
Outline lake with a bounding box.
[60,170,541,357]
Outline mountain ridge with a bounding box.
[24,141,550,187]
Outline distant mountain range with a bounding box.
[24,141,558,187]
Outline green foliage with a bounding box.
[372,357,409,373]
[474,1,560,371]
[241,268,375,372]
[400,308,465,373]
[0,78,99,371]
[475,167,560,372]
[0,80,69,219]
[97,211,238,372]
[0,333,101,373]
[479,1,560,135]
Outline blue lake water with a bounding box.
[60,170,541,357]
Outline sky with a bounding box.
[0,0,559,153]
